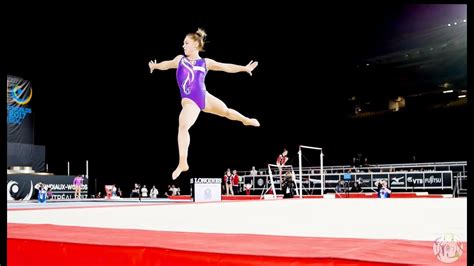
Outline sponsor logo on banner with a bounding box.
[391,176,404,185]
[7,180,34,200]
[194,178,221,184]
[425,175,442,184]
[407,176,423,185]
[50,194,87,200]
[7,177,88,200]
[194,178,221,202]
[204,188,212,199]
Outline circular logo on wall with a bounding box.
[433,233,463,263]
[257,178,264,186]
[7,180,34,200]
[11,85,33,105]
[204,188,212,199]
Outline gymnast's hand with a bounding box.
[149,59,157,73]
[245,60,258,76]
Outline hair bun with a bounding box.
[196,28,207,40]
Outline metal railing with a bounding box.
[237,161,466,195]
[240,161,466,175]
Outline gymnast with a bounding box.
[149,28,260,179]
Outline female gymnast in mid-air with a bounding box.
[149,28,260,180]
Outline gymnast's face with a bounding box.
[183,36,199,56]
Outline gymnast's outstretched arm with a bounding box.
[205,58,258,76]
[149,55,183,73]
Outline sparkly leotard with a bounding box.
[176,56,208,110]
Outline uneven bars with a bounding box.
[299,145,322,150]
[298,145,324,198]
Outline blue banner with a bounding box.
[7,75,34,144]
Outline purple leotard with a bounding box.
[73,176,82,186]
[176,56,208,110]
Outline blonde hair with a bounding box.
[187,28,207,51]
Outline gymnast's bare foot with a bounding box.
[244,118,260,127]
[172,163,189,180]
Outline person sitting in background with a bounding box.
[363,157,370,167]
[335,180,344,193]
[245,166,256,195]
[250,166,258,177]
[351,180,362,193]
[376,180,391,198]
[282,171,296,198]
[168,185,179,196]
[34,182,47,203]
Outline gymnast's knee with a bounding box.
[222,108,231,117]
[178,123,191,131]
